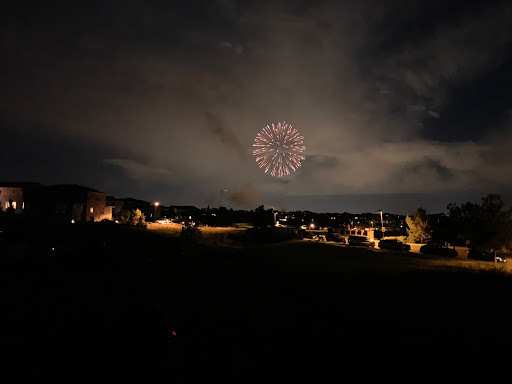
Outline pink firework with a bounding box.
[253,122,306,177]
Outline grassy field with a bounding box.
[149,223,511,273]
[148,223,247,246]
[3,222,512,382]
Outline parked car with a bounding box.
[419,244,458,257]
[325,233,346,243]
[378,239,410,252]
[155,217,171,224]
[347,235,374,247]
[467,249,507,263]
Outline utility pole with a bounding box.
[378,210,384,232]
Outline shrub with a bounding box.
[131,209,146,227]
[120,210,131,224]
[119,209,146,228]
[180,225,202,242]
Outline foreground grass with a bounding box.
[3,223,512,382]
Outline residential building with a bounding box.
[0,182,41,214]
[168,205,200,221]
[31,184,112,222]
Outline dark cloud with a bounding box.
[0,121,132,195]
[270,179,291,185]
[395,158,455,186]
[305,155,339,169]
[103,159,173,181]
[204,110,248,162]
[228,183,261,208]
[1,0,512,212]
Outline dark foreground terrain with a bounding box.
[2,221,512,383]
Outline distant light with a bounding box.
[51,247,55,251]
[155,202,160,206]
[71,220,75,224]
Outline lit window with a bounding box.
[22,202,24,210]
[5,202,8,209]
[90,207,94,213]
[12,202,16,209]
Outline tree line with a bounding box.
[406,194,512,250]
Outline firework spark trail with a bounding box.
[253,122,306,177]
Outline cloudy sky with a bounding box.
[1,0,511,214]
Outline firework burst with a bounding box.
[253,122,306,177]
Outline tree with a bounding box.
[120,209,146,227]
[130,209,146,226]
[448,194,512,250]
[481,194,512,250]
[120,210,132,224]
[253,205,273,228]
[405,208,432,243]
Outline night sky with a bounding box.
[1,0,511,214]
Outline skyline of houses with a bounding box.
[0,181,408,234]
[0,182,205,224]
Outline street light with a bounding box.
[154,202,159,220]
